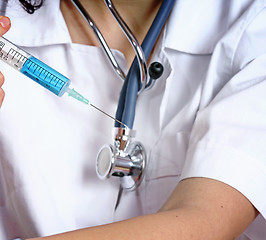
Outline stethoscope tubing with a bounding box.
[71,0,176,129]
[104,0,148,94]
[115,0,177,129]
[70,0,127,81]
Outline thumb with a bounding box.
[0,16,11,36]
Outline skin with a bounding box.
[1,0,259,239]
[29,178,258,240]
[0,16,11,108]
[60,0,162,67]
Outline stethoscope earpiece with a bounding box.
[146,62,164,89]
[149,62,164,80]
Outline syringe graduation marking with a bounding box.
[0,45,28,69]
[21,56,69,95]
[25,59,62,87]
[0,41,4,50]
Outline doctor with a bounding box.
[0,0,266,239]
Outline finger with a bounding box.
[0,88,5,108]
[0,71,4,88]
[0,16,11,36]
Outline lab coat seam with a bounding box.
[147,130,189,181]
[197,1,266,111]
[149,45,172,131]
[231,4,266,73]
[147,173,181,181]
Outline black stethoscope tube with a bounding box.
[115,0,176,129]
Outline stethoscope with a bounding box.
[71,0,176,192]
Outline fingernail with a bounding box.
[0,16,10,28]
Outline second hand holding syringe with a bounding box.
[0,36,128,128]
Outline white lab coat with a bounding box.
[0,0,266,239]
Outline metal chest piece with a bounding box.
[96,128,146,191]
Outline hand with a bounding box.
[0,16,11,108]
[0,71,4,108]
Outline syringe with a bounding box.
[0,36,89,103]
[0,36,128,129]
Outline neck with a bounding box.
[60,0,162,67]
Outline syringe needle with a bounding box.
[90,103,129,129]
[67,88,129,129]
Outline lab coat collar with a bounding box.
[4,0,226,53]
[4,0,71,47]
[164,0,230,54]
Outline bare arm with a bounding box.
[31,177,258,240]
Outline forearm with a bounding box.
[29,209,217,240]
[29,178,258,240]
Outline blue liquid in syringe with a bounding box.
[21,56,70,96]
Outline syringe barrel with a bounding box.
[0,36,70,96]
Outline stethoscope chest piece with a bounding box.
[96,128,146,191]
